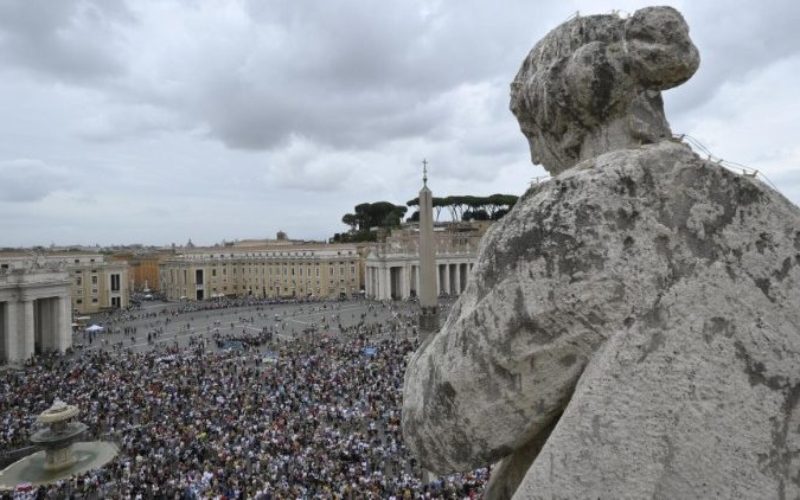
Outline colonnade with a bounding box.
[365,259,474,300]
[0,269,72,364]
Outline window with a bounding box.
[91,276,98,285]
[76,299,83,304]
[110,274,120,292]
[92,298,98,303]
[212,269,217,277]
[76,277,82,286]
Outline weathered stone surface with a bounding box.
[510,6,699,175]
[403,140,800,498]
[403,6,800,498]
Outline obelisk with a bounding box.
[418,159,438,339]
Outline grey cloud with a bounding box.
[0,0,797,246]
[0,159,73,202]
[42,0,560,151]
[0,0,131,81]
[0,0,570,157]
[667,0,800,116]
[203,83,454,151]
[77,103,181,142]
[263,137,360,192]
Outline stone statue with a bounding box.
[510,6,699,175]
[402,6,800,499]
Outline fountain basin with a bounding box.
[0,441,118,489]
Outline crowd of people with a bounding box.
[1,298,488,499]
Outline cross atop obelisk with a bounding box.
[418,159,438,339]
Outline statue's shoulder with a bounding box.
[488,141,698,237]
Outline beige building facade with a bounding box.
[46,254,130,314]
[160,243,363,301]
[111,251,170,292]
[2,252,132,315]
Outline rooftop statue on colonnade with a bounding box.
[402,6,800,499]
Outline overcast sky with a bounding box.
[0,0,798,247]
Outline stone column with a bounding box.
[20,299,34,360]
[443,263,451,295]
[1,301,17,364]
[396,267,402,299]
[38,298,51,352]
[382,267,391,300]
[454,263,461,295]
[46,298,61,352]
[56,296,71,352]
[402,264,411,299]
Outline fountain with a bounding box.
[0,400,119,490]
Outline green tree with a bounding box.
[463,209,490,221]
[408,194,517,221]
[338,201,409,241]
[341,213,358,232]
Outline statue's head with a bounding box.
[510,6,700,175]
